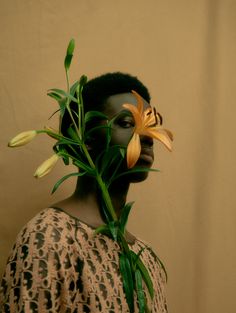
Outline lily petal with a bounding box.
[122,91,173,167]
[145,128,172,151]
[122,103,143,126]
[127,133,141,168]
[131,90,143,113]
[164,129,174,141]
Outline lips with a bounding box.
[138,146,154,164]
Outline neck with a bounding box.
[107,179,130,217]
[73,175,130,219]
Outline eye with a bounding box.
[117,118,135,128]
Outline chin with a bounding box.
[129,158,153,183]
[129,171,150,183]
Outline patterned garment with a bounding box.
[0,207,168,313]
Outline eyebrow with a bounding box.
[109,109,133,120]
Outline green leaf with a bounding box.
[99,145,122,175]
[94,224,111,237]
[48,109,61,120]
[48,88,78,103]
[144,303,151,313]
[113,167,160,181]
[119,202,134,234]
[64,55,73,71]
[70,108,80,124]
[58,97,67,118]
[73,159,96,175]
[84,111,108,124]
[117,230,131,257]
[99,200,113,224]
[135,254,154,300]
[47,92,62,102]
[154,254,168,282]
[62,154,70,165]
[67,126,80,141]
[135,269,145,313]
[105,116,117,147]
[48,88,67,97]
[108,221,118,241]
[70,80,80,97]
[105,149,125,187]
[130,249,145,269]
[55,137,81,146]
[66,38,75,55]
[51,171,85,194]
[84,124,110,138]
[64,39,75,70]
[79,74,87,87]
[47,90,66,119]
[119,147,126,158]
[119,253,134,313]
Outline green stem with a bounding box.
[65,69,118,226]
[81,143,95,169]
[65,69,70,94]
[37,130,80,146]
[76,86,84,139]
[107,155,124,187]
[79,143,117,222]
[65,70,81,139]
[96,174,118,222]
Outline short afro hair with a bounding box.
[82,72,151,112]
[61,72,150,137]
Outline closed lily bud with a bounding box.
[8,130,37,147]
[34,154,60,178]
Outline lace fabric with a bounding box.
[0,207,168,312]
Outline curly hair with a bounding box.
[82,72,150,112]
[61,72,150,137]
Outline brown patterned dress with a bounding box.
[0,207,168,312]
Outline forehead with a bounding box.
[102,92,150,118]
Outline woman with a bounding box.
[0,72,172,312]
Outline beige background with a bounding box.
[0,0,235,312]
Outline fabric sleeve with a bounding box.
[146,245,168,313]
[135,241,168,313]
[0,223,84,313]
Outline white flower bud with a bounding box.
[8,130,37,147]
[34,154,60,178]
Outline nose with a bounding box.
[140,134,153,147]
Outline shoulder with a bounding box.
[10,207,80,258]
[2,207,84,286]
[133,238,168,311]
[0,208,85,312]
[134,237,168,284]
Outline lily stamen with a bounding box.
[157,111,163,125]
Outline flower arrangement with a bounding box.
[8,39,173,313]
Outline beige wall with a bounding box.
[0,0,235,312]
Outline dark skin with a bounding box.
[53,93,154,243]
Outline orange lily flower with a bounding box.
[123,90,173,168]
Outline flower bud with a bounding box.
[8,130,37,147]
[34,154,60,178]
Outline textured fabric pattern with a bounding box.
[0,207,168,313]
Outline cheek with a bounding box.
[110,128,133,146]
